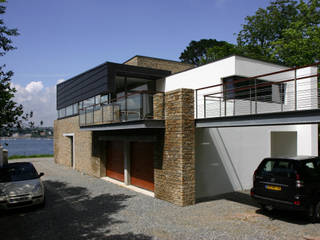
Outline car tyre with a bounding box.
[39,196,46,208]
[308,201,320,223]
[313,201,320,223]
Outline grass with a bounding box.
[8,154,53,160]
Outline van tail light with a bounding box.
[253,170,257,182]
[293,200,301,206]
[296,173,304,188]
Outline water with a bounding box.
[0,138,53,157]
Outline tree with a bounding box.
[179,39,240,66]
[0,1,24,132]
[237,0,320,66]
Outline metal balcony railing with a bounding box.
[79,91,164,127]
[196,62,320,119]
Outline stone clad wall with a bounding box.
[154,88,195,206]
[124,56,194,74]
[153,93,164,120]
[54,116,104,177]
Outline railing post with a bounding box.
[204,95,206,118]
[84,108,87,126]
[280,84,283,112]
[140,93,143,120]
[92,106,94,124]
[219,97,222,117]
[250,88,252,114]
[294,69,297,110]
[224,98,227,116]
[195,90,198,119]
[101,103,104,123]
[233,98,235,116]
[255,79,258,114]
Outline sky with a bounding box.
[2,0,271,127]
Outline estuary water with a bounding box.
[0,138,53,157]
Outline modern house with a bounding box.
[54,55,318,206]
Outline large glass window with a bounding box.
[73,103,78,114]
[66,105,73,116]
[223,76,284,103]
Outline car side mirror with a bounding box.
[39,172,44,177]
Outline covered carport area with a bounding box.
[194,109,320,201]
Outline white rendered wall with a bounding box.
[162,55,319,199]
[196,124,318,199]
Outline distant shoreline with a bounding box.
[0,136,53,140]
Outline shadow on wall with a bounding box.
[0,180,152,240]
[196,128,241,200]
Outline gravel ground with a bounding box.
[0,158,320,240]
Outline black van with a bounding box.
[251,156,320,221]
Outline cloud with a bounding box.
[12,81,56,127]
[25,81,44,93]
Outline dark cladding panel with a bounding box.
[56,61,171,110]
[57,63,108,109]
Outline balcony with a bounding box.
[79,91,165,130]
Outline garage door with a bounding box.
[106,141,124,182]
[130,142,154,191]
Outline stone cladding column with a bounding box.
[154,88,195,206]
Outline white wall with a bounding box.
[162,55,319,199]
[196,124,318,200]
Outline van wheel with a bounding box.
[309,202,320,223]
[314,202,320,222]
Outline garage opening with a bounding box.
[271,131,297,157]
[106,141,124,182]
[130,142,154,191]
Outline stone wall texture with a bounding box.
[153,93,165,120]
[54,116,104,177]
[124,56,194,74]
[154,88,195,206]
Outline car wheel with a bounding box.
[39,196,46,208]
[308,201,320,223]
[313,201,320,222]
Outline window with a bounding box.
[101,94,109,103]
[301,159,320,178]
[222,76,284,103]
[84,97,94,108]
[59,108,66,118]
[273,160,296,178]
[73,103,78,114]
[66,105,73,116]
[259,160,276,176]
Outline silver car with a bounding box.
[0,162,45,209]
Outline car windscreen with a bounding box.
[301,158,320,178]
[0,164,39,182]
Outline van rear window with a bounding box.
[258,159,296,178]
[301,159,320,177]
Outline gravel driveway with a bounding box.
[0,158,320,240]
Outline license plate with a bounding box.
[265,185,281,191]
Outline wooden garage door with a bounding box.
[106,141,124,182]
[130,142,154,191]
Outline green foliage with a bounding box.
[237,0,320,66]
[0,66,23,130]
[0,2,32,132]
[179,39,240,66]
[0,3,18,56]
